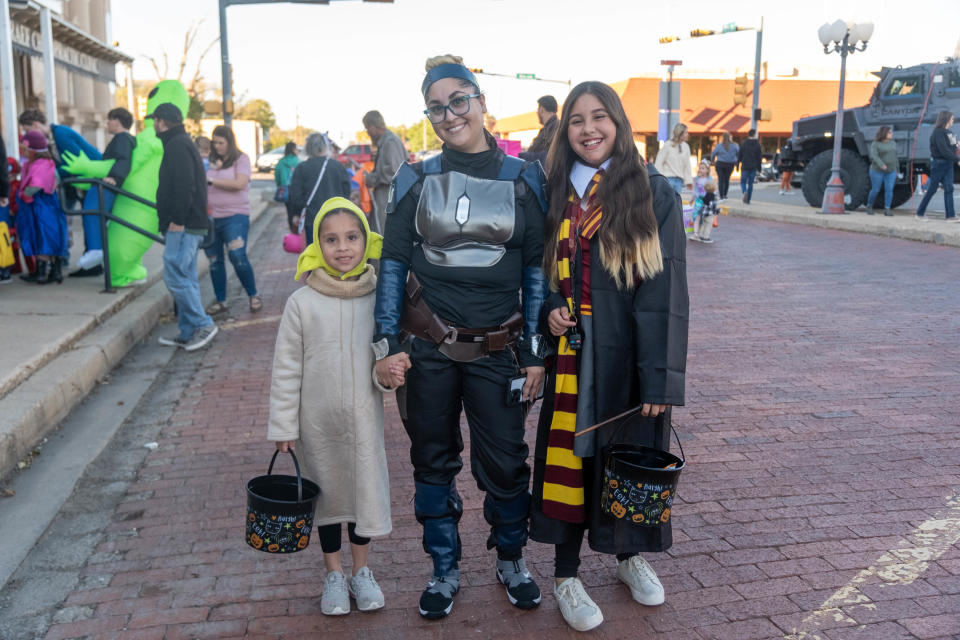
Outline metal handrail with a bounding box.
[60,177,164,293]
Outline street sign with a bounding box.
[516,73,536,79]
[660,60,682,66]
[658,81,681,110]
[722,22,737,33]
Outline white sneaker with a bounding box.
[617,555,665,606]
[157,335,188,348]
[77,249,103,270]
[779,190,786,195]
[554,577,603,632]
[349,566,385,611]
[183,324,218,352]
[321,570,350,616]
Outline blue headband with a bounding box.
[421,63,479,98]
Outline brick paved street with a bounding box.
[5,208,960,639]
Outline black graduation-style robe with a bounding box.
[530,165,689,555]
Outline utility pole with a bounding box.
[750,17,764,132]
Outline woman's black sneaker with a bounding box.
[496,557,542,609]
[419,571,459,619]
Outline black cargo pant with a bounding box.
[403,338,531,576]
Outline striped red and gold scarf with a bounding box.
[542,169,604,523]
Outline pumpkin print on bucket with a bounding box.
[245,450,320,554]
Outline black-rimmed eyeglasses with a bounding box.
[423,93,482,124]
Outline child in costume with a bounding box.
[692,180,718,243]
[267,196,409,617]
[17,131,67,284]
[530,81,688,632]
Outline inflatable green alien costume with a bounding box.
[62,80,190,287]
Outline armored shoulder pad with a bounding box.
[497,155,524,181]
[386,162,422,215]
[520,160,548,212]
[423,154,443,175]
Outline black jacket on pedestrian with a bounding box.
[519,114,559,165]
[288,155,351,236]
[103,131,136,185]
[738,137,763,171]
[156,124,208,233]
[929,127,958,161]
[530,165,689,555]
[0,132,9,201]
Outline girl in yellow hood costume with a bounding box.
[268,197,411,616]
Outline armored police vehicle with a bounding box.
[779,57,960,210]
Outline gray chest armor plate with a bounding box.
[415,171,516,268]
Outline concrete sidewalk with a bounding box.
[0,187,274,478]
[718,196,960,248]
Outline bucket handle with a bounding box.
[267,449,305,504]
[576,405,685,464]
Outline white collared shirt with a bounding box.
[569,158,612,199]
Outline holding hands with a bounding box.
[375,352,412,389]
[547,306,577,337]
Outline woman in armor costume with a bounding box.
[372,54,549,620]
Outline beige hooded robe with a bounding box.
[267,265,391,537]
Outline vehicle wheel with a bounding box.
[872,183,913,209]
[800,149,870,210]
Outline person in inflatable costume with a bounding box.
[61,80,190,287]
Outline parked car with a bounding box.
[337,143,373,168]
[255,146,304,173]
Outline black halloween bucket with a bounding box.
[246,450,320,553]
[599,411,685,527]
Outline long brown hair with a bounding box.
[544,81,662,291]
[721,131,732,150]
[934,110,954,129]
[210,125,241,169]
[874,125,892,142]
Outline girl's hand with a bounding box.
[547,306,577,337]
[376,353,411,388]
[640,403,668,418]
[275,441,295,453]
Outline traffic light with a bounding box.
[690,28,715,37]
[203,100,221,116]
[758,109,773,122]
[733,74,748,105]
[659,36,677,44]
[469,68,483,74]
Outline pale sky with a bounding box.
[110,0,960,146]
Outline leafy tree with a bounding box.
[238,99,277,131]
[265,125,316,151]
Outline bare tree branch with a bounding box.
[188,37,220,97]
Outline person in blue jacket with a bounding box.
[19,109,103,265]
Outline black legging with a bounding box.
[715,162,735,199]
[317,522,370,553]
[554,528,636,578]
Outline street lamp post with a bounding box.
[818,19,873,214]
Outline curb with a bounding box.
[0,195,277,478]
[722,201,960,248]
